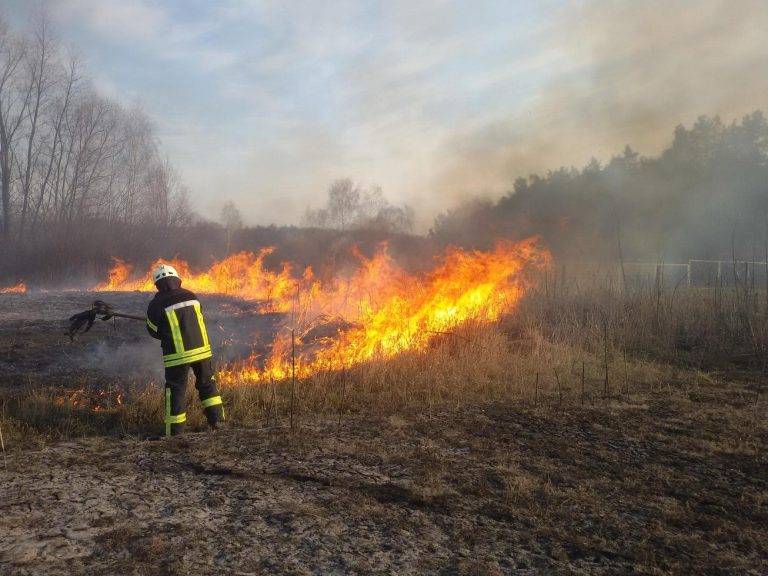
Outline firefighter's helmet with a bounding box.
[152,263,180,284]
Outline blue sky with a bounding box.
[4,1,767,227]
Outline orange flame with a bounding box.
[95,250,311,312]
[95,239,550,385]
[220,238,550,383]
[0,282,26,294]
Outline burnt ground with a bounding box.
[0,293,767,575]
[0,290,283,397]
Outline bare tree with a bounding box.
[327,179,359,231]
[0,17,29,238]
[27,56,79,236]
[304,179,414,233]
[17,13,57,240]
[221,200,243,253]
[0,13,199,281]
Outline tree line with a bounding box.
[3,14,766,284]
[0,15,191,279]
[303,178,414,233]
[431,112,768,263]
[0,15,420,284]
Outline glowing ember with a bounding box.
[95,239,550,385]
[55,388,124,411]
[0,282,26,294]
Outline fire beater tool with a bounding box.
[67,300,146,340]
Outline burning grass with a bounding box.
[1,318,764,573]
[0,282,26,294]
[95,249,304,312]
[220,239,550,384]
[0,317,703,447]
[1,251,767,447]
[1,264,766,574]
[95,239,551,383]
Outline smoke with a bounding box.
[67,295,287,384]
[435,0,768,197]
[79,339,163,381]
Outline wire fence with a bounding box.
[537,260,768,293]
[623,260,768,288]
[688,260,768,288]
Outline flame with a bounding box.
[94,239,550,385]
[95,250,311,312]
[220,238,550,383]
[0,282,26,294]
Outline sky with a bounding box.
[4,0,768,228]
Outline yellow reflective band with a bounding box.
[165,412,187,425]
[147,318,158,332]
[165,388,171,437]
[194,303,210,348]
[163,345,211,362]
[164,355,211,368]
[201,396,222,408]
[163,347,212,367]
[166,309,184,354]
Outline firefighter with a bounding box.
[146,263,224,436]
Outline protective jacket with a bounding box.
[146,286,212,368]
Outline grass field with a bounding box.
[0,281,766,574]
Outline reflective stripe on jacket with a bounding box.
[147,287,213,367]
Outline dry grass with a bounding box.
[1,282,766,574]
[1,281,765,446]
[2,384,765,574]
[520,271,768,370]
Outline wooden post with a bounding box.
[760,220,768,371]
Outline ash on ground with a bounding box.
[0,291,285,398]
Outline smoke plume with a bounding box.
[435,0,768,197]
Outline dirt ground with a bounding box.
[0,292,766,575]
[0,383,765,575]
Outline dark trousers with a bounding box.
[164,358,224,436]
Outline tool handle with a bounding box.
[108,312,147,321]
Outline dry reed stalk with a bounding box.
[290,328,296,431]
[0,422,6,470]
[603,319,610,399]
[623,349,629,395]
[338,367,347,426]
[269,377,277,425]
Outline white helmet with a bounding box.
[152,263,180,284]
